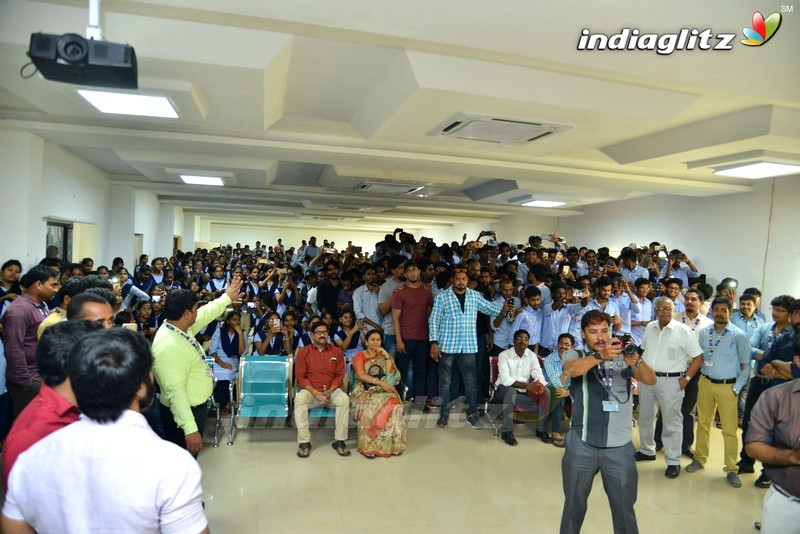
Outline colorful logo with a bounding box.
[741,12,782,46]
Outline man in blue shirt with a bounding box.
[619,249,648,284]
[540,283,589,355]
[661,250,698,288]
[738,296,798,487]
[510,286,543,353]
[686,297,752,488]
[429,267,503,429]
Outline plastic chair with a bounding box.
[228,355,292,445]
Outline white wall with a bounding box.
[134,190,159,261]
[41,143,111,263]
[551,176,799,306]
[207,224,390,250]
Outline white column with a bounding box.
[0,131,45,269]
[105,184,136,267]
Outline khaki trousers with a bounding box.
[294,388,349,443]
[694,375,739,472]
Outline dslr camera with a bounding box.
[616,333,643,357]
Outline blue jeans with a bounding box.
[475,333,490,402]
[405,339,435,399]
[439,352,477,416]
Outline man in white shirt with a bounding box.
[494,329,547,446]
[635,297,703,479]
[670,288,714,456]
[2,328,208,534]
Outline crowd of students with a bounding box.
[0,229,797,532]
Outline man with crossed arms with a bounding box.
[635,297,702,479]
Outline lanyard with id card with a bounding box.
[598,363,619,412]
[165,322,214,378]
[597,357,631,411]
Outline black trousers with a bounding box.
[739,376,774,467]
[655,372,699,451]
[160,401,207,457]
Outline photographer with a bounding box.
[560,310,655,534]
[635,298,703,478]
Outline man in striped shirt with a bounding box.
[560,310,656,534]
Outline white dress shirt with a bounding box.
[641,319,702,373]
[3,410,207,534]
[495,346,547,390]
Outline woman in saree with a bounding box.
[350,330,407,458]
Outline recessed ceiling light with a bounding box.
[714,162,800,179]
[521,200,566,208]
[78,89,179,118]
[180,175,224,186]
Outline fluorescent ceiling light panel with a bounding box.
[713,162,800,179]
[78,89,179,118]
[180,175,224,186]
[521,200,566,208]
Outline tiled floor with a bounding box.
[200,408,766,533]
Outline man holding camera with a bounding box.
[560,310,656,534]
[635,297,703,478]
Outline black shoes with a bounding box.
[755,474,771,488]
[665,465,681,479]
[535,430,551,444]
[738,462,755,474]
[501,431,518,446]
[466,413,482,430]
[437,413,449,427]
[682,448,695,460]
[634,451,656,461]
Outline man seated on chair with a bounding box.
[294,320,351,458]
[494,329,547,446]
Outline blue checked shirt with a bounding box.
[429,287,502,353]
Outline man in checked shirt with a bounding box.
[429,267,504,429]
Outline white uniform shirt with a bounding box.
[641,319,702,373]
[673,312,714,341]
[3,410,207,534]
[495,346,547,390]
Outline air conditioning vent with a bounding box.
[356,182,425,195]
[428,113,571,145]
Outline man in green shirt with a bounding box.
[153,277,243,456]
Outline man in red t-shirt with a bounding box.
[293,320,349,458]
[392,261,434,408]
[3,320,101,487]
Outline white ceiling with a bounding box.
[1,0,799,233]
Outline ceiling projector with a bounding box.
[27,32,137,89]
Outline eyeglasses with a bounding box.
[655,307,672,312]
[453,268,467,273]
[515,336,530,342]
[313,330,329,335]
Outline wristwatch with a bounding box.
[683,374,693,381]
[634,358,644,368]
[592,352,603,361]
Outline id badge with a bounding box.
[602,400,620,412]
[205,365,214,378]
[703,360,714,367]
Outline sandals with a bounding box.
[552,436,565,448]
[331,440,351,457]
[296,442,311,458]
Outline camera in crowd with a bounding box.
[616,333,643,357]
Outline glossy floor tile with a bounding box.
[198,408,766,533]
